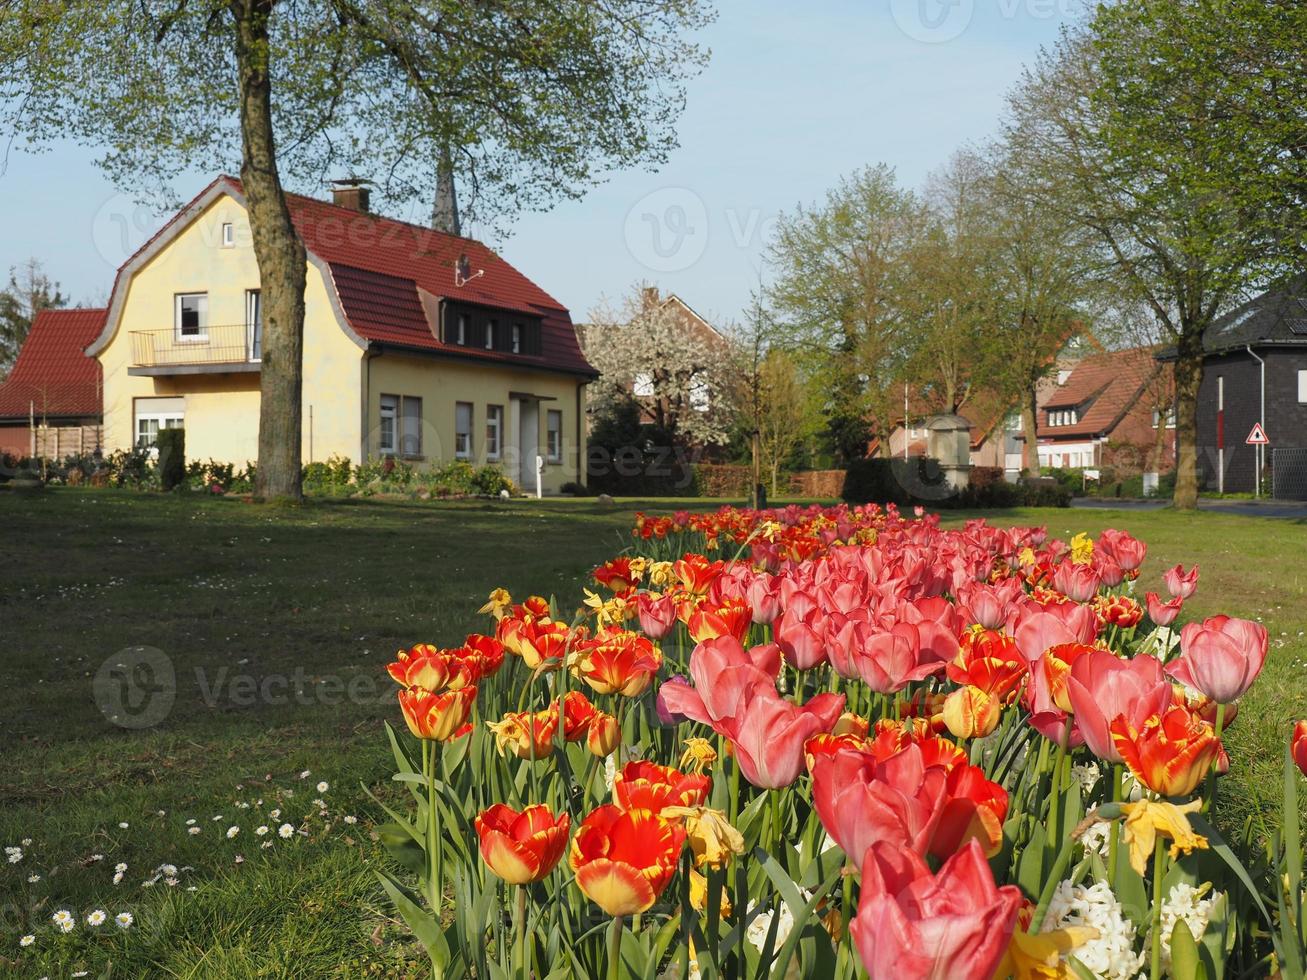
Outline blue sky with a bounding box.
[0,0,1079,325]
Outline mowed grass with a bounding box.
[1,490,1303,977]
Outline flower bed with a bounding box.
[377,502,1307,979]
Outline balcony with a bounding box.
[128,324,261,376]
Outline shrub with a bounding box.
[155,429,186,490]
[559,481,591,496]
[841,457,951,506]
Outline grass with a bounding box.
[1,489,1303,977]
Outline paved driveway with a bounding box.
[1071,497,1307,519]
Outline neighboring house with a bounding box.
[1036,346,1175,474]
[628,287,731,418]
[0,308,106,457]
[81,175,595,492]
[1186,277,1307,496]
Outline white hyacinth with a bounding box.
[1071,762,1101,795]
[1042,880,1144,979]
[1152,882,1220,973]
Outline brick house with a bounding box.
[1186,278,1307,496]
[1036,346,1175,475]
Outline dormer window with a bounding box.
[455,314,467,345]
[1048,409,1079,427]
[511,323,522,353]
[485,319,497,350]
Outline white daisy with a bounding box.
[316,781,329,793]
[185,818,197,826]
[115,862,128,873]
[115,912,133,929]
[19,935,34,948]
[278,823,295,839]
[269,809,281,820]
[51,910,75,934]
[86,909,107,927]
[20,838,31,846]
[188,827,202,836]
[343,815,358,825]
[299,770,311,779]
[255,825,269,836]
[118,822,130,829]
[226,826,240,839]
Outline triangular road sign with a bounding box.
[1246,422,1269,445]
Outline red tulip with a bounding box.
[1094,594,1143,630]
[398,686,478,741]
[1167,615,1268,704]
[947,629,1028,703]
[1067,650,1172,763]
[673,554,723,595]
[569,805,685,916]
[573,629,663,697]
[593,557,640,592]
[687,597,753,644]
[1163,563,1200,600]
[476,804,569,884]
[387,644,453,692]
[851,840,1022,980]
[1110,705,1222,797]
[657,636,844,788]
[1292,721,1307,778]
[1146,591,1183,627]
[560,690,597,741]
[613,760,710,812]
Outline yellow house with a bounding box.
[84,176,596,493]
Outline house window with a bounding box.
[485,320,497,351]
[690,377,710,412]
[546,409,562,463]
[455,313,467,346]
[1152,407,1176,429]
[401,397,422,456]
[246,289,262,361]
[379,394,398,454]
[633,373,655,397]
[175,293,208,341]
[221,222,234,247]
[455,402,473,459]
[486,404,503,459]
[134,398,185,450]
[1298,370,1307,404]
[511,323,522,354]
[1217,376,1224,411]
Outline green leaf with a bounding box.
[754,847,843,980]
[1169,918,1204,980]
[376,869,450,971]
[1188,814,1274,928]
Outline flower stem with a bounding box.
[1149,836,1166,980]
[1205,701,1227,813]
[424,740,441,916]
[1108,764,1122,887]
[515,885,528,980]
[1048,719,1071,848]
[607,915,623,980]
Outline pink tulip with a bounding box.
[744,571,783,625]
[856,623,944,694]
[1163,563,1200,600]
[1052,561,1102,602]
[1145,591,1183,627]
[1098,529,1147,572]
[957,583,1009,630]
[1067,649,1173,763]
[636,592,677,640]
[775,607,827,670]
[656,636,844,788]
[1012,611,1079,664]
[851,840,1022,980]
[1168,615,1268,704]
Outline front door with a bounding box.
[518,399,539,493]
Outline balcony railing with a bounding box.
[130,324,260,369]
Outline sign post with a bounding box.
[1246,423,1269,498]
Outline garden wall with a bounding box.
[693,464,846,499]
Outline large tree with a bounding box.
[0,0,711,499]
[766,164,924,461]
[1003,13,1291,507]
[0,257,66,376]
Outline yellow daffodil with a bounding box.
[997,925,1100,979]
[647,561,676,588]
[680,737,718,774]
[478,587,512,619]
[661,805,744,870]
[688,869,732,916]
[1069,532,1094,565]
[1017,546,1037,567]
[1118,798,1209,876]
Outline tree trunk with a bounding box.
[1171,330,1205,510]
[235,0,306,502]
[1021,386,1040,479]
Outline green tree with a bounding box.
[1003,14,1290,507]
[766,164,923,462]
[0,0,711,499]
[0,258,66,376]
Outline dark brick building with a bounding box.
[1187,278,1307,497]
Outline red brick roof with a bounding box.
[1037,347,1159,439]
[266,178,595,376]
[0,308,106,419]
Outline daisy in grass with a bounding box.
[115,912,133,929]
[86,909,106,927]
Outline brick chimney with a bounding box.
[330,178,370,212]
[642,285,660,310]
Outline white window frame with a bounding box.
[486,404,503,460]
[546,409,562,463]
[379,394,399,455]
[221,222,235,248]
[633,372,655,397]
[485,320,497,351]
[689,377,710,413]
[246,289,262,362]
[455,402,473,459]
[511,323,522,354]
[454,313,467,346]
[174,292,208,343]
[134,400,185,453]
[1298,370,1307,405]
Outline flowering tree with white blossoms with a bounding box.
[580,286,734,447]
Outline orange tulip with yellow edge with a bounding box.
[475,804,570,884]
[570,805,685,916]
[1110,704,1222,797]
[398,686,477,741]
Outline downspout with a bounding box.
[576,381,586,487]
[361,345,381,463]
[1246,345,1265,497]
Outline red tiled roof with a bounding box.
[0,308,106,419]
[270,179,596,376]
[1037,347,1159,439]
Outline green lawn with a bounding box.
[1,490,1303,977]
